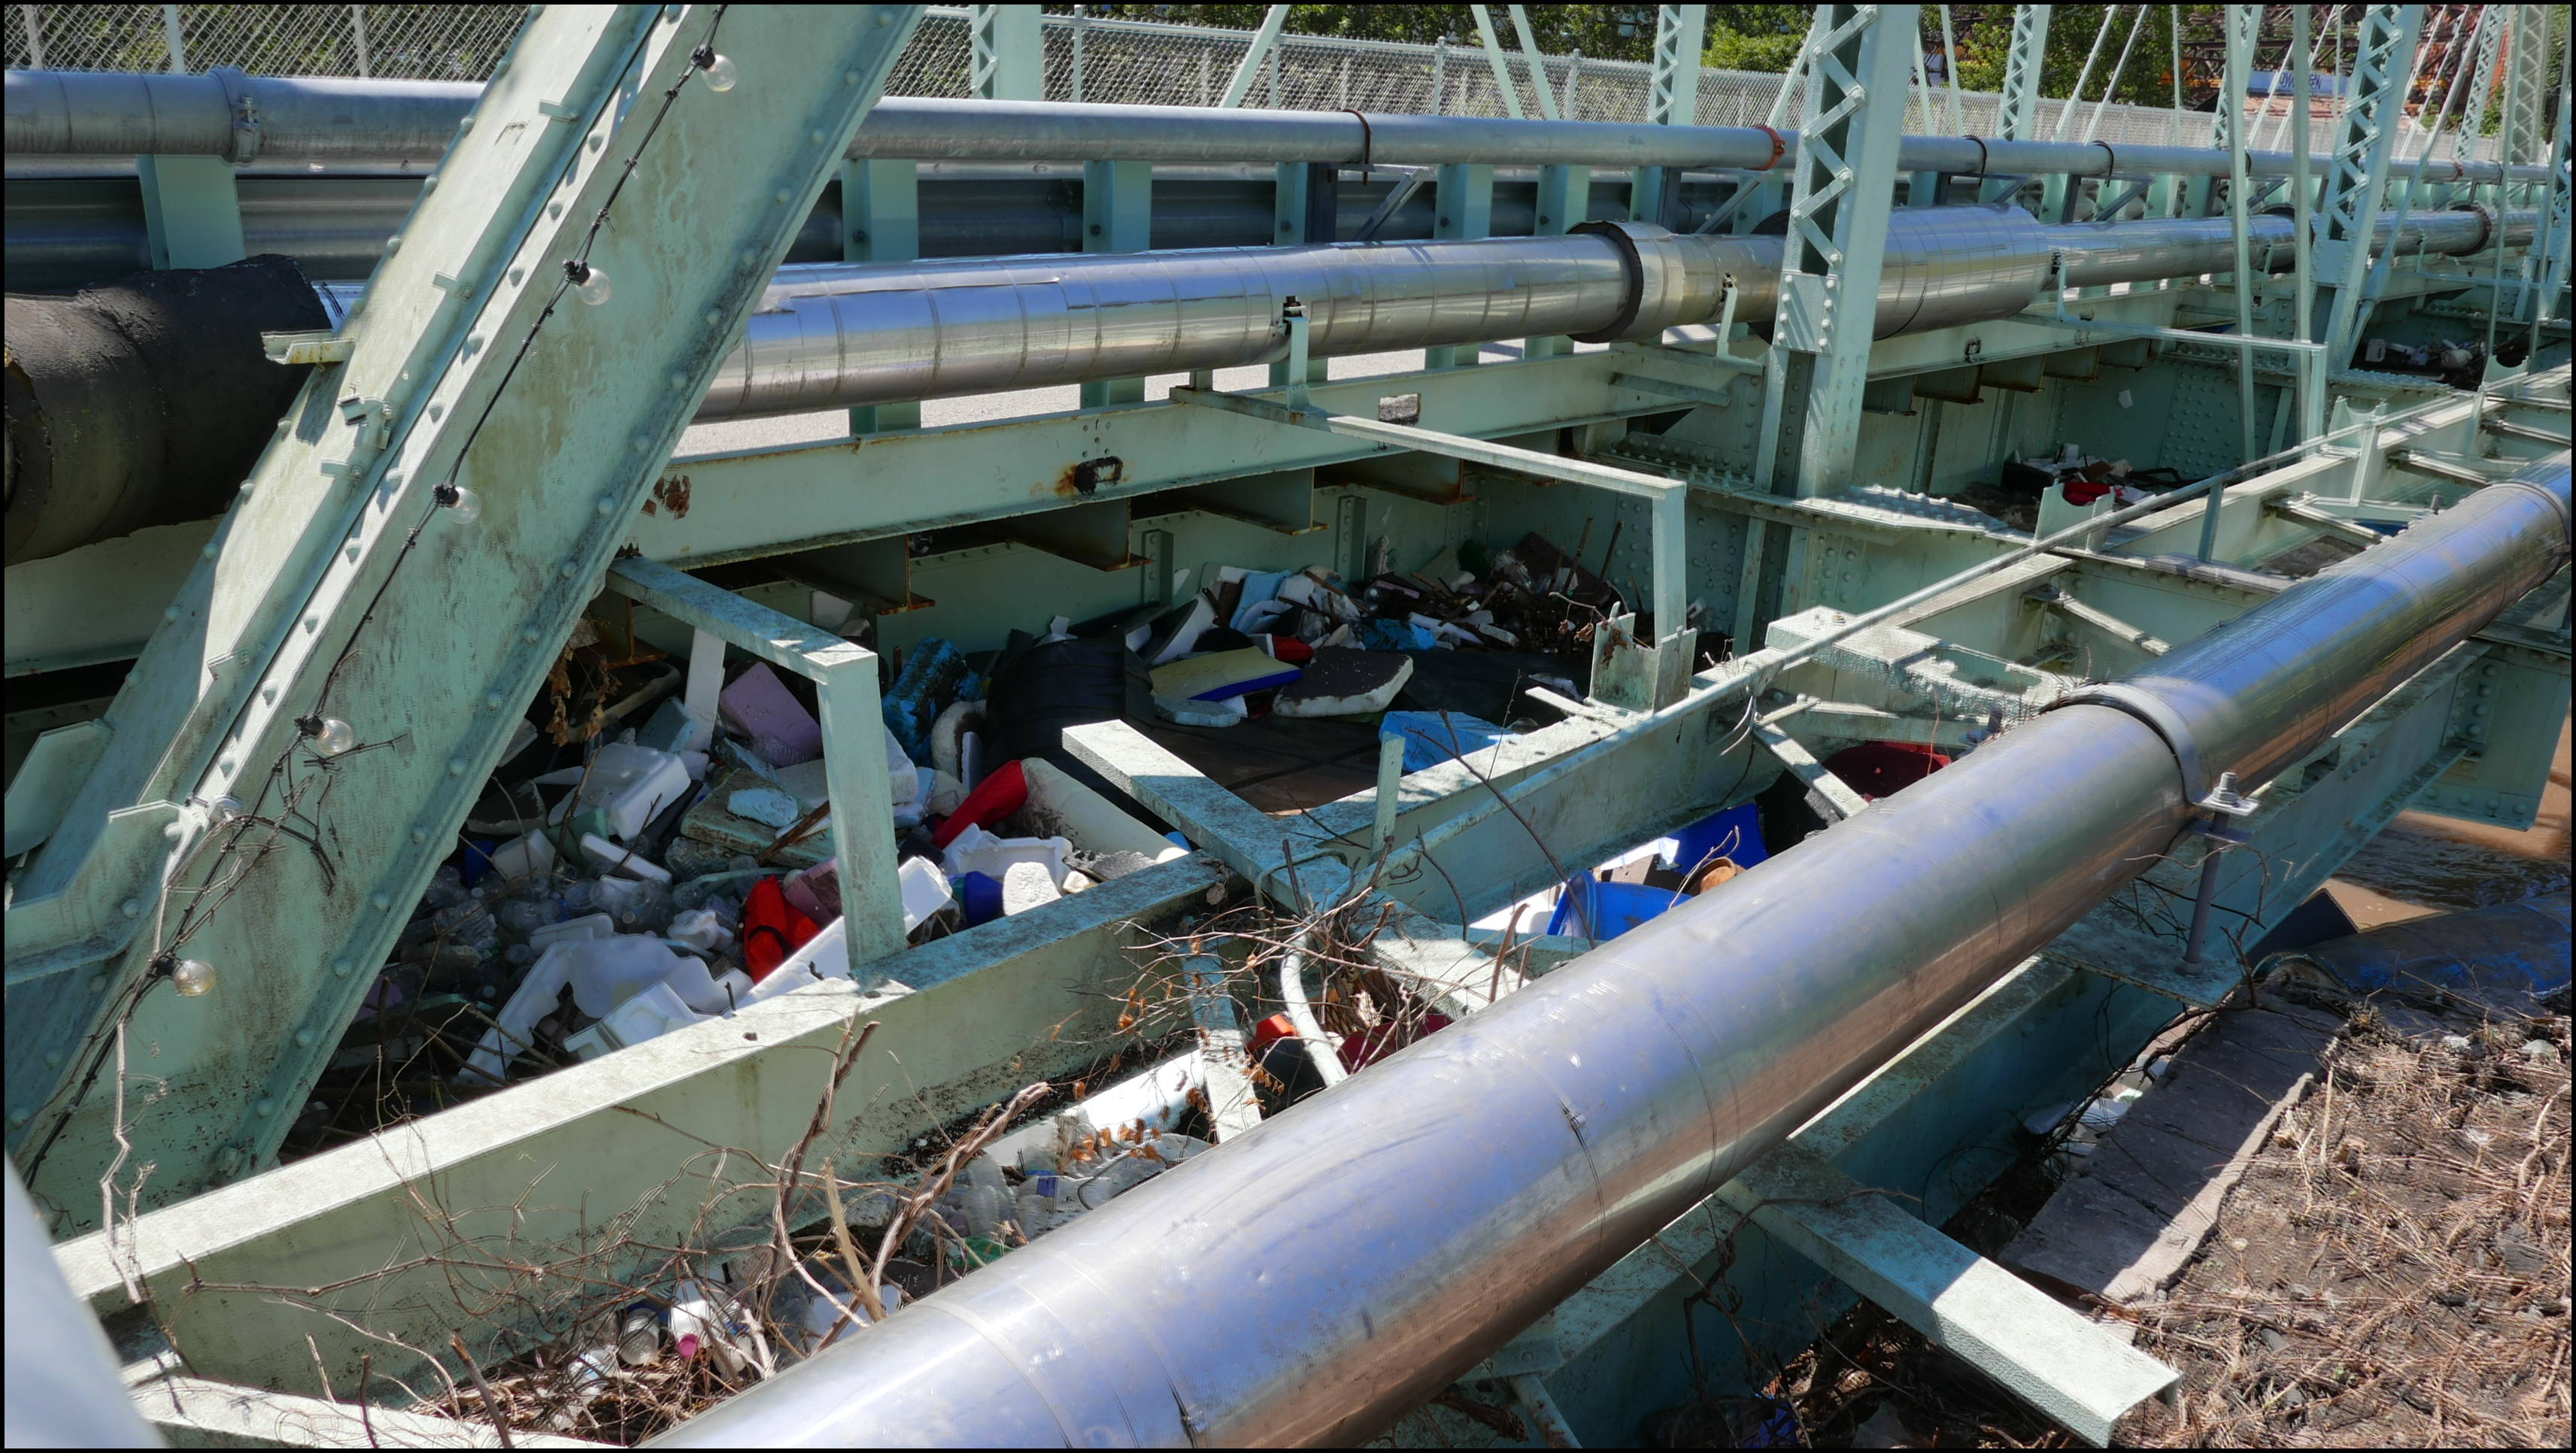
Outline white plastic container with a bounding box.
[666,906,736,956]
[579,833,671,881]
[573,743,692,842]
[528,912,614,953]
[940,822,1073,887]
[488,829,556,881]
[896,856,952,931]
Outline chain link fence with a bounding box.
[14,4,2511,161]
[10,4,519,80]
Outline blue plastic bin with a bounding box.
[1546,874,1688,940]
[1671,802,1767,873]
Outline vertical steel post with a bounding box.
[20,5,44,70]
[1983,4,2050,203]
[1765,3,1913,500]
[2289,6,2319,443]
[135,153,245,268]
[1425,163,1494,369]
[1739,3,1914,645]
[349,4,371,78]
[1937,3,1964,135]
[2201,5,2259,560]
[843,158,919,435]
[2530,44,2573,361]
[1270,161,1334,387]
[1630,5,1706,226]
[1082,159,1152,406]
[969,2,1042,100]
[2316,5,2428,366]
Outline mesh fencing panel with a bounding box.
[10,4,520,80]
[8,4,2505,162]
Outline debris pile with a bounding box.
[424,1048,1220,1441]
[296,619,1190,1150]
[1133,533,1634,731]
[306,527,1633,1147]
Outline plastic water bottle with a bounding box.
[615,1301,663,1366]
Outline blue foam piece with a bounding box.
[1380,711,1513,774]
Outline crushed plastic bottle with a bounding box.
[668,1279,766,1378]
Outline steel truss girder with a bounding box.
[2317,4,2427,366]
[1760,2,1916,504]
[6,3,930,1222]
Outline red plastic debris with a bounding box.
[930,757,1028,849]
[2062,476,2113,506]
[740,875,820,981]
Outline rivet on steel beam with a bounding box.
[88,977,107,993]
[372,892,393,911]
[304,614,320,632]
[775,188,793,205]
[410,827,426,842]
[295,1030,315,1048]
[484,693,506,709]
[120,899,141,918]
[523,628,542,643]
[202,541,219,560]
[7,1109,27,1128]
[331,959,351,978]
[253,1097,275,1117]
[448,757,468,776]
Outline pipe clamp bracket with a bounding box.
[2050,682,2209,805]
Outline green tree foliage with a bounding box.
[1042,6,1669,62]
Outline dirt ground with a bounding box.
[1720,720,2574,1448]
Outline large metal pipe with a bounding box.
[657,453,2570,1447]
[8,70,2556,186]
[7,205,2534,565]
[669,204,2532,419]
[4,254,327,566]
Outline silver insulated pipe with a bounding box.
[660,203,2524,419]
[660,457,2570,1448]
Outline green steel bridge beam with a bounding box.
[5,3,930,1224]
